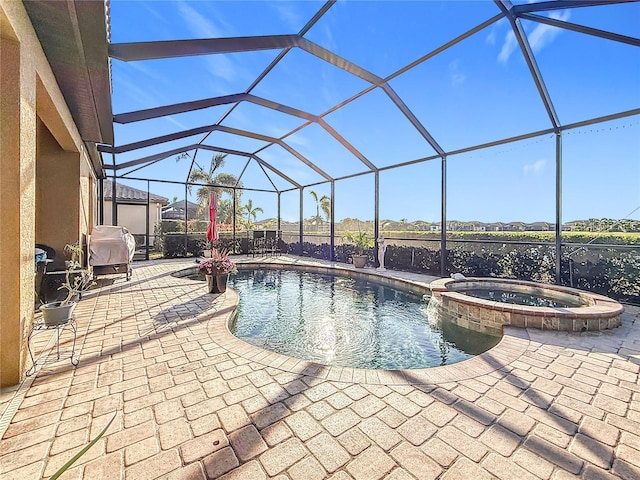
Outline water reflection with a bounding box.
[230,269,501,370]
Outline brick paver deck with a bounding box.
[1,256,639,479]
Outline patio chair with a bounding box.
[264,230,281,256]
[250,231,266,257]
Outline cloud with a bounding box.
[498,30,518,64]
[204,55,237,83]
[528,10,571,53]
[486,29,497,46]
[498,10,571,64]
[285,132,310,148]
[523,159,547,175]
[140,2,169,27]
[448,60,466,86]
[272,2,303,32]
[172,2,242,86]
[113,72,161,110]
[451,73,466,86]
[164,116,188,131]
[176,1,226,38]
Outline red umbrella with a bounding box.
[206,192,219,243]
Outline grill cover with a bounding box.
[89,226,135,266]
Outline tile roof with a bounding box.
[165,199,199,210]
[103,180,168,205]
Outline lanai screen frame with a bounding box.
[98,0,640,280]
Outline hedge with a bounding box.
[163,233,207,258]
[162,233,249,257]
[158,232,638,305]
[284,241,639,305]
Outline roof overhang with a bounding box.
[23,0,113,175]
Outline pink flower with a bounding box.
[197,248,238,275]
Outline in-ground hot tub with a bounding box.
[429,277,623,335]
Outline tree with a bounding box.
[216,197,241,225]
[413,220,429,231]
[241,199,264,231]
[184,153,243,220]
[309,190,330,230]
[320,196,331,223]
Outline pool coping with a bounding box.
[191,262,534,386]
[430,276,624,334]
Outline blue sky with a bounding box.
[108,1,639,224]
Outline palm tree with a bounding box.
[216,197,241,225]
[320,195,331,223]
[309,190,330,231]
[241,199,263,231]
[380,220,392,235]
[185,153,243,219]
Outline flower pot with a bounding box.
[206,274,228,293]
[41,301,76,326]
[352,254,367,269]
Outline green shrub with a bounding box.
[163,233,206,257]
[279,240,638,305]
[158,219,182,234]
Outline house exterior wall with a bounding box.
[0,20,34,388]
[36,120,81,269]
[103,201,164,246]
[0,1,95,387]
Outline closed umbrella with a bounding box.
[206,192,219,249]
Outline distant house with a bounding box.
[504,222,526,231]
[446,221,462,231]
[526,222,553,231]
[102,180,168,245]
[485,222,504,232]
[254,218,279,230]
[162,199,206,220]
[459,223,475,232]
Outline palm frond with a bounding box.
[188,168,212,184]
[210,153,228,176]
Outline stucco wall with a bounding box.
[104,201,165,246]
[0,21,33,387]
[36,120,81,269]
[0,0,96,387]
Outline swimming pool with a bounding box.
[228,269,500,370]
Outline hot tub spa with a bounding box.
[429,277,623,335]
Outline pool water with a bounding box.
[460,288,584,308]
[229,269,500,370]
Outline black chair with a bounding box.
[250,231,266,257]
[264,230,281,256]
[35,244,56,304]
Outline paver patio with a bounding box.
[1,256,639,479]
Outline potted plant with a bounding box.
[63,241,84,269]
[344,230,374,268]
[197,248,238,293]
[40,243,93,326]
